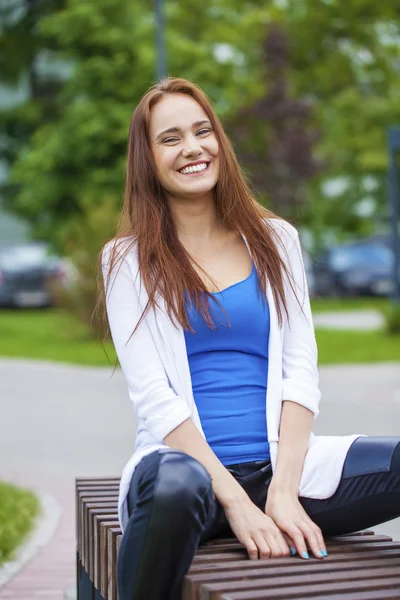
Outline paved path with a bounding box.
[313,309,384,330]
[0,358,399,598]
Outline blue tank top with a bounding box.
[184,262,271,466]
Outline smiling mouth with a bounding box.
[177,162,211,176]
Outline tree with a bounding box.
[228,23,324,222]
[3,0,400,248]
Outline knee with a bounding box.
[154,451,212,507]
[391,441,400,475]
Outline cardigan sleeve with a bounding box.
[102,241,192,442]
[280,225,321,419]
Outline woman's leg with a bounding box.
[117,449,215,600]
[300,436,400,537]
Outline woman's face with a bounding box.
[149,93,219,200]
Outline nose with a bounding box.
[182,133,202,157]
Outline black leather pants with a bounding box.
[117,436,400,600]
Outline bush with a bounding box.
[381,299,400,335]
[49,196,119,339]
[0,481,40,565]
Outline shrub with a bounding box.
[0,482,40,565]
[381,299,400,335]
[49,196,118,339]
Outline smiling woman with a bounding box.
[150,100,219,197]
[98,77,400,600]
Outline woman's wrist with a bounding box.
[268,478,298,499]
[214,474,248,508]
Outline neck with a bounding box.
[167,192,226,246]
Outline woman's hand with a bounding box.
[223,494,292,560]
[265,488,327,560]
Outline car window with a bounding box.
[330,244,393,271]
[0,245,55,270]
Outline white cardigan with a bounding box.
[102,217,364,532]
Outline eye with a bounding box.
[197,128,212,136]
[162,137,179,144]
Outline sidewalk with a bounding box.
[313,309,384,330]
[0,357,399,598]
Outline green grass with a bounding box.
[316,328,400,364]
[0,308,116,366]
[310,296,388,313]
[0,305,399,366]
[0,481,40,566]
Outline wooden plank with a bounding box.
[94,514,119,591]
[107,527,122,600]
[76,481,119,554]
[76,478,120,485]
[199,565,400,600]
[81,496,118,567]
[218,575,400,599]
[297,590,400,600]
[100,521,120,599]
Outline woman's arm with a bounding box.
[165,417,293,560]
[268,400,314,497]
[164,417,248,507]
[102,241,192,441]
[264,400,327,560]
[264,224,327,560]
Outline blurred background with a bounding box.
[0,0,399,597]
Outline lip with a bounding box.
[177,160,211,172]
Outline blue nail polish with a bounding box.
[302,551,309,559]
[319,550,325,557]
[289,546,296,556]
[322,549,328,557]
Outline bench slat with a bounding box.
[218,576,400,599]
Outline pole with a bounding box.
[155,0,167,80]
[388,128,400,303]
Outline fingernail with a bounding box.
[319,550,325,557]
[302,551,309,559]
[289,546,297,556]
[321,549,328,557]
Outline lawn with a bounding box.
[0,304,399,366]
[310,296,388,313]
[0,481,39,566]
[0,308,116,366]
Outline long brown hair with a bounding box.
[99,77,303,339]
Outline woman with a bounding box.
[101,77,400,600]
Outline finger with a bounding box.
[281,531,296,556]
[302,523,326,559]
[278,530,296,556]
[266,532,284,558]
[245,538,259,561]
[288,527,309,560]
[270,529,291,557]
[298,506,328,557]
[253,534,271,559]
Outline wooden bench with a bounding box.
[76,477,400,599]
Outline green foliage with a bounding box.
[49,195,119,337]
[2,0,400,248]
[381,300,400,335]
[0,481,40,566]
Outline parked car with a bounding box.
[312,240,396,297]
[0,241,73,308]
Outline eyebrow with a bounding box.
[155,120,212,140]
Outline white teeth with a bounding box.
[180,162,208,174]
